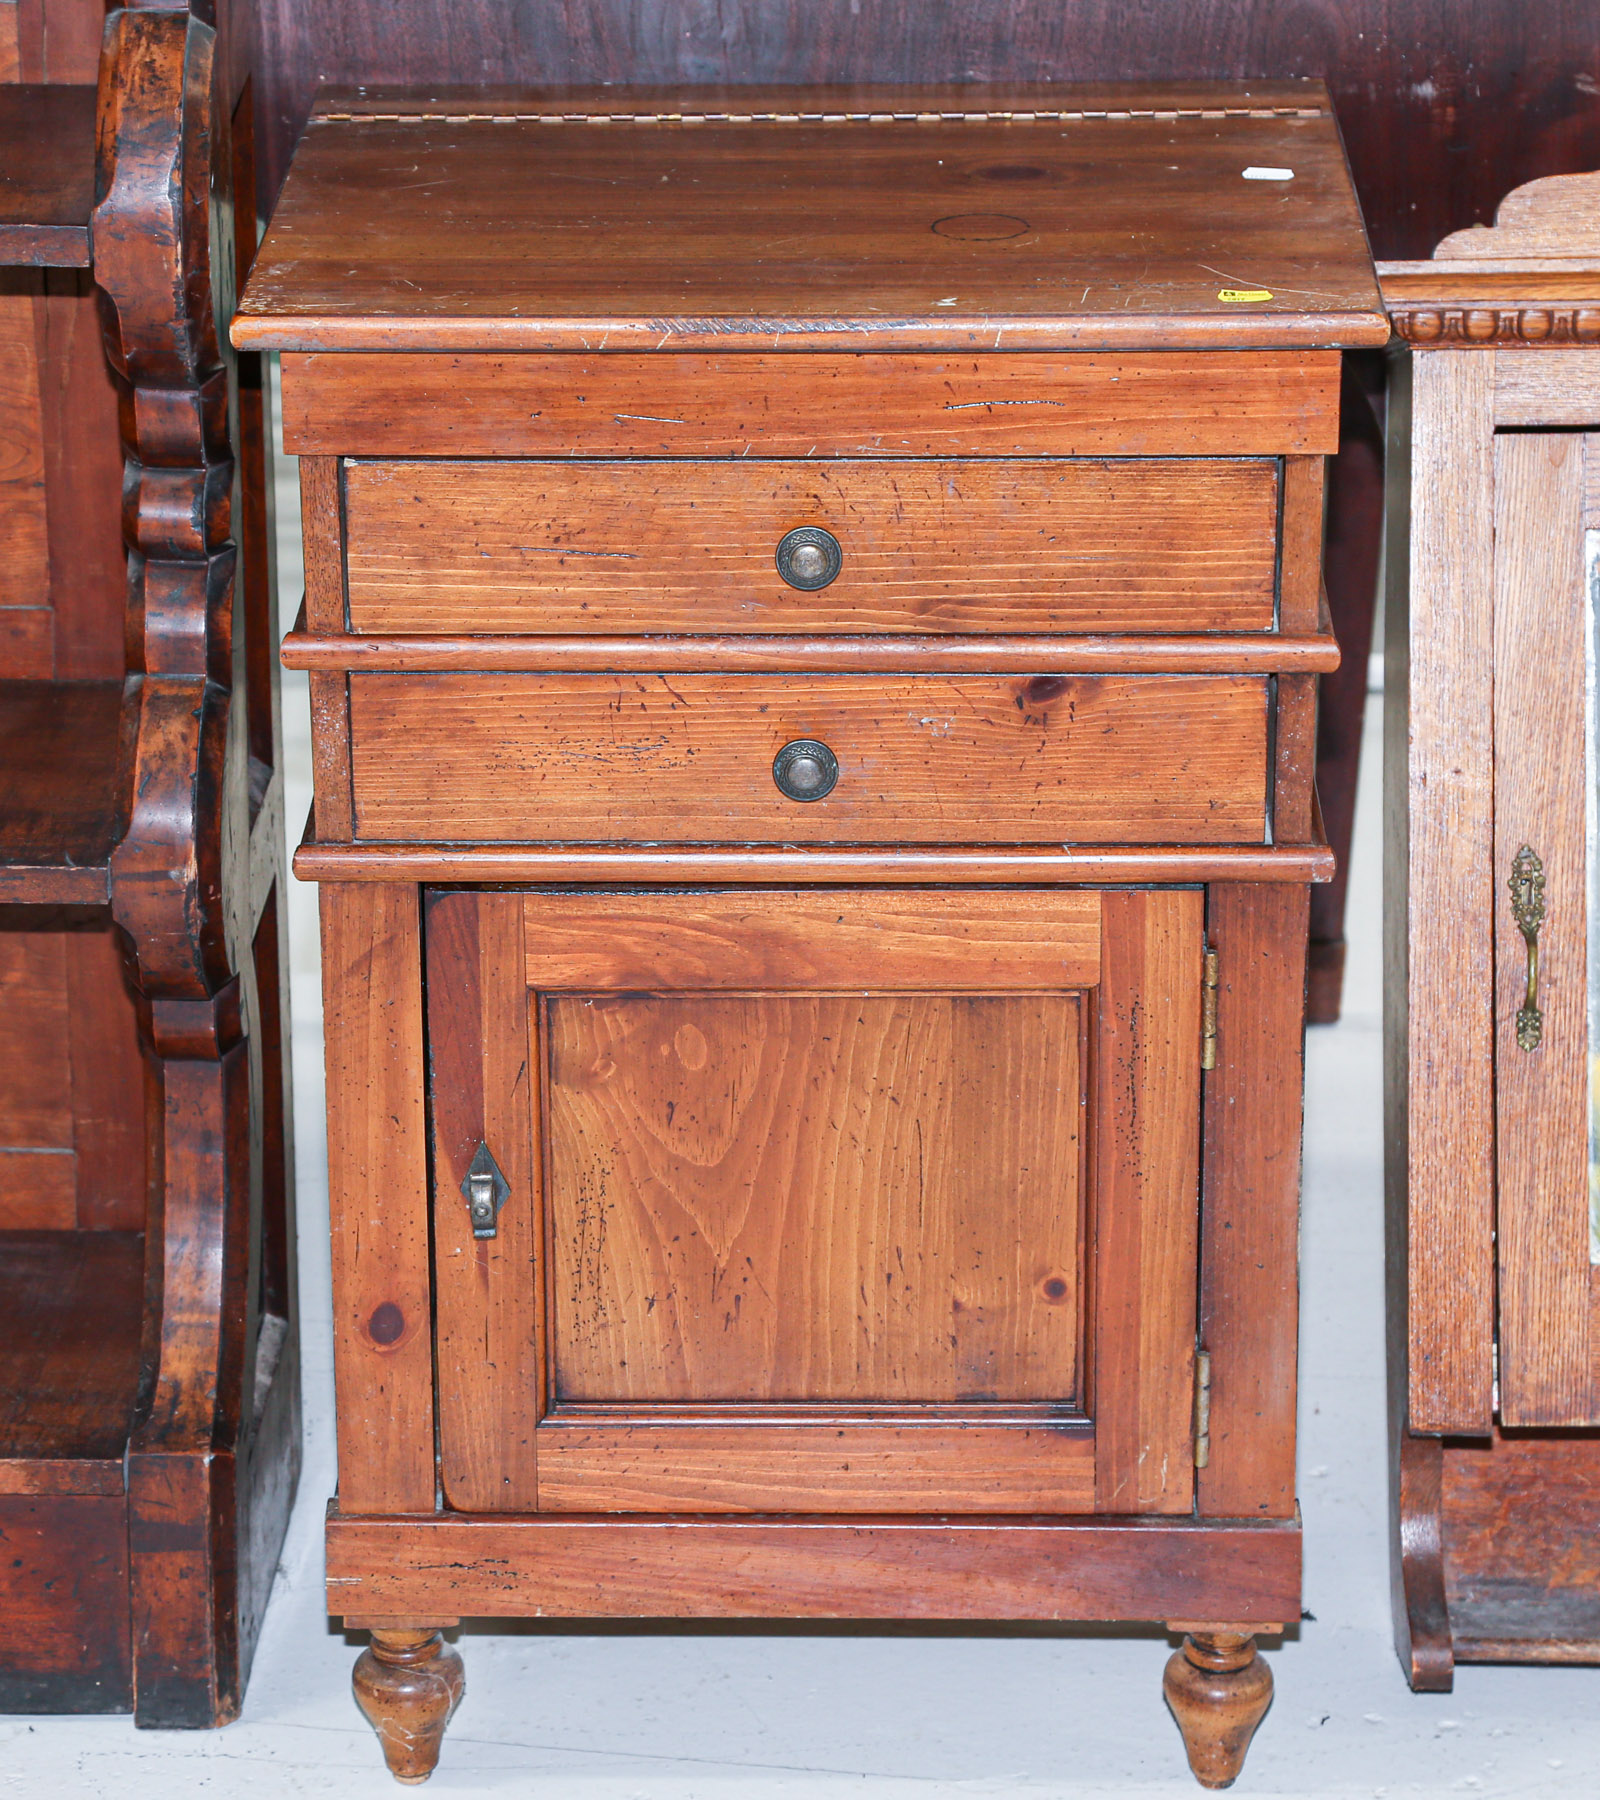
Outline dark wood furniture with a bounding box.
[0,0,297,1723]
[242,80,1384,1786]
[1385,171,1600,1686]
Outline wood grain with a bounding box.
[235,98,1382,354]
[1392,1430,1454,1690]
[0,1495,131,1712]
[1164,1629,1275,1789]
[299,454,344,631]
[521,890,1101,991]
[64,924,150,1234]
[307,670,352,839]
[1441,1431,1600,1661]
[1197,883,1308,1520]
[0,278,48,656]
[0,85,95,266]
[298,840,1337,885]
[546,990,1085,1406]
[1395,349,1498,1436]
[347,672,1271,846]
[320,882,435,1512]
[1273,671,1317,844]
[1494,350,1600,427]
[1091,888,1202,1516]
[279,350,1342,458]
[285,625,1343,676]
[426,890,542,1513]
[1278,455,1325,634]
[35,275,124,682]
[0,928,71,1151]
[0,1231,144,1485]
[533,1418,1095,1514]
[0,1149,73,1228]
[325,1508,1301,1625]
[0,678,127,900]
[341,457,1281,636]
[1490,431,1592,1426]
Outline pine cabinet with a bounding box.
[237,79,1386,1786]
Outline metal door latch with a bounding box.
[461,1141,510,1239]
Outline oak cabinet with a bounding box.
[1384,172,1600,1684]
[238,79,1387,1787]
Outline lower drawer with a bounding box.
[346,671,1270,844]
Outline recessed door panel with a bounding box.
[426,887,1202,1515]
[546,990,1084,1406]
[1493,430,1600,1426]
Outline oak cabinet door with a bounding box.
[1493,431,1600,1426]
[426,887,1202,1514]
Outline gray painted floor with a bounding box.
[3,418,1595,1797]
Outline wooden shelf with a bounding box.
[0,85,97,269]
[0,680,128,904]
[0,1231,145,1496]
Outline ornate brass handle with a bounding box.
[1508,844,1546,1052]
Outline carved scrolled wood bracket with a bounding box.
[93,4,237,1003]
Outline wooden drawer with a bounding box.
[341,457,1281,637]
[346,671,1269,844]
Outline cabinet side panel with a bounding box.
[1492,430,1591,1426]
[1404,350,1497,1435]
[1197,881,1309,1520]
[1092,888,1202,1515]
[320,881,435,1512]
[427,890,542,1510]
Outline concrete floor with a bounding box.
[4,434,1597,1796]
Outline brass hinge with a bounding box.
[1193,1348,1212,1469]
[1200,947,1220,1071]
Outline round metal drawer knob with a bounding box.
[773,739,839,802]
[775,526,842,591]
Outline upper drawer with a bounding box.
[282,350,1341,458]
[343,458,1279,637]
[346,671,1269,846]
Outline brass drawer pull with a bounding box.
[1508,844,1546,1052]
[773,739,839,802]
[775,525,842,591]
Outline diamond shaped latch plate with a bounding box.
[460,1141,510,1239]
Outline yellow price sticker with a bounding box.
[1218,287,1274,302]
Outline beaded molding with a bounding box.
[1389,305,1600,346]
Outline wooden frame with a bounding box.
[1384,171,1600,1688]
[0,1,298,1724]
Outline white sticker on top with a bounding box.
[1242,165,1295,180]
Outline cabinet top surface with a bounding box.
[234,80,1386,354]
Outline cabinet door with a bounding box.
[427,887,1202,1514]
[1493,431,1600,1425]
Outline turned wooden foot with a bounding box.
[353,1626,465,1784]
[1163,1629,1274,1789]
